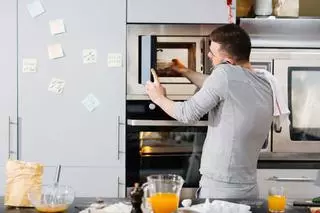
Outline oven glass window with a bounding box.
[290,69,320,140]
[156,42,196,78]
[127,128,206,188]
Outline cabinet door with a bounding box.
[257,169,320,199]
[0,0,18,170]
[42,167,125,197]
[17,0,126,167]
[127,0,236,24]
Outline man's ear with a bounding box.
[223,58,235,65]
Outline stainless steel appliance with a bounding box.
[126,24,217,98]
[243,18,320,153]
[272,50,320,153]
[126,100,207,198]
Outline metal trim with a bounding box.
[127,119,208,126]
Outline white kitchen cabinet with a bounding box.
[257,169,320,199]
[127,0,236,24]
[17,0,126,167]
[42,166,125,197]
[0,0,18,196]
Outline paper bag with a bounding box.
[5,160,44,207]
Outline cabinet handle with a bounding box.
[117,176,120,198]
[17,117,21,160]
[8,116,17,159]
[117,116,125,160]
[117,176,125,198]
[117,116,120,160]
[8,116,12,159]
[267,176,314,182]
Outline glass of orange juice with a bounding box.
[142,174,184,213]
[267,186,286,213]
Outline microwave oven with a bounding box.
[126,24,219,99]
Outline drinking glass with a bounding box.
[268,186,286,213]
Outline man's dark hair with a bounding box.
[209,24,251,62]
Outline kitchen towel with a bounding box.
[180,198,252,213]
[255,69,290,131]
[79,202,131,213]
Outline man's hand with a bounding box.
[170,59,188,74]
[145,69,167,105]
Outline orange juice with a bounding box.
[35,204,68,212]
[149,193,179,213]
[268,195,286,212]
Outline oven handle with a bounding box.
[267,176,315,182]
[127,119,208,127]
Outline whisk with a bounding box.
[47,164,62,205]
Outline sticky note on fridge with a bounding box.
[83,49,97,64]
[48,78,65,94]
[48,44,64,59]
[82,94,100,112]
[49,19,66,35]
[22,58,37,73]
[27,0,46,18]
[107,53,122,67]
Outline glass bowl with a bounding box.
[28,184,75,212]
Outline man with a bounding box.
[145,24,273,199]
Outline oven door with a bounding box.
[273,59,320,153]
[126,119,207,189]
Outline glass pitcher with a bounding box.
[142,174,184,213]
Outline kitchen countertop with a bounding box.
[0,197,310,213]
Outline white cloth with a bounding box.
[255,69,290,130]
[180,199,251,213]
[79,202,132,213]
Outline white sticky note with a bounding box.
[48,44,64,59]
[27,0,46,18]
[83,49,97,64]
[49,19,66,35]
[107,53,122,67]
[48,78,65,94]
[82,94,100,112]
[22,58,37,73]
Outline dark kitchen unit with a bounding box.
[125,100,208,195]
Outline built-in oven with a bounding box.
[126,100,208,199]
[271,49,320,153]
[126,24,217,98]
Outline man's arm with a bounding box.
[171,59,209,88]
[146,66,227,123]
[181,68,209,88]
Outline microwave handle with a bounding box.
[273,120,282,133]
[127,119,208,127]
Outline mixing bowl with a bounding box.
[28,184,75,212]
